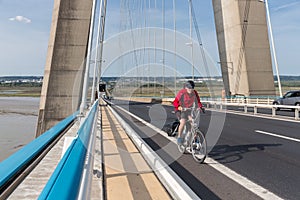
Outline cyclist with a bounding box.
[173,80,204,144]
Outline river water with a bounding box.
[0,97,39,162]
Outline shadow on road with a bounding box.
[208,143,282,164]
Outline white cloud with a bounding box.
[9,16,31,24]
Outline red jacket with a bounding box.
[173,89,203,111]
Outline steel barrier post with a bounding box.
[272,107,276,117]
[254,106,257,115]
[244,105,247,113]
[295,108,299,120]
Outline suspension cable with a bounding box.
[190,0,215,96]
[173,0,177,92]
[80,0,97,114]
[162,0,165,95]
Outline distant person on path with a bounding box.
[173,80,204,144]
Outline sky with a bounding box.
[0,0,299,76]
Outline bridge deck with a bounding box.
[7,102,170,199]
[101,104,171,199]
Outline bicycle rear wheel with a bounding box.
[191,130,207,163]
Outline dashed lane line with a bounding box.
[255,130,300,143]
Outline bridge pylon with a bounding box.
[36,0,94,137]
[212,0,276,97]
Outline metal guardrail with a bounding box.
[159,97,299,120]
[203,100,300,120]
[0,111,78,198]
[219,97,275,105]
[38,100,98,200]
[115,96,278,105]
[110,97,299,120]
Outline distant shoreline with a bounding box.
[0,86,41,97]
[0,75,300,97]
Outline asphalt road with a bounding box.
[109,100,300,200]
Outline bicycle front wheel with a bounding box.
[177,139,186,154]
[191,130,207,163]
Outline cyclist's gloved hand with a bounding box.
[175,110,181,120]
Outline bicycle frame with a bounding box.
[177,107,206,163]
[181,106,200,131]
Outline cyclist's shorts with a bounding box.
[180,110,192,120]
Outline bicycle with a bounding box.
[177,106,207,163]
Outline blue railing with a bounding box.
[38,100,98,200]
[0,111,78,191]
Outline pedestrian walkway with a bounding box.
[101,104,171,200]
[6,101,171,199]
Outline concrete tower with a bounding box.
[212,0,276,97]
[36,0,93,137]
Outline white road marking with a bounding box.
[112,103,283,200]
[255,130,300,143]
[206,157,283,200]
